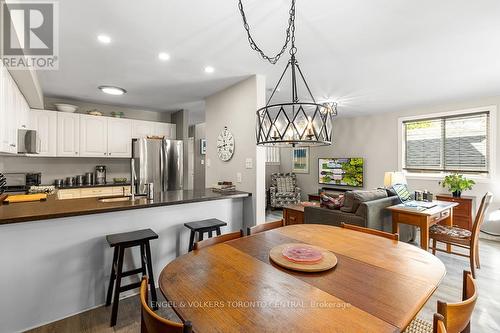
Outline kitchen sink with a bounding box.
[98,196,140,203]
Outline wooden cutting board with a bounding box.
[4,193,47,203]
[269,243,338,272]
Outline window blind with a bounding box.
[403,112,489,173]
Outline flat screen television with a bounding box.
[318,158,364,187]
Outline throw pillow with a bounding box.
[320,194,344,210]
[340,189,388,213]
[276,177,287,193]
[340,191,356,212]
[351,189,388,212]
[284,176,295,192]
[320,193,333,208]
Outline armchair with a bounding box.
[269,173,301,209]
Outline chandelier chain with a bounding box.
[238,0,296,64]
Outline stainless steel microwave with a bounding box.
[17,129,40,154]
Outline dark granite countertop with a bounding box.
[0,189,251,225]
[53,183,131,190]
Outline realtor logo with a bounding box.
[1,0,59,70]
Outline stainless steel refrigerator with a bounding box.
[131,138,183,195]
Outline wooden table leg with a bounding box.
[444,209,453,253]
[420,217,429,251]
[392,213,400,235]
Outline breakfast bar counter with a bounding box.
[0,189,252,332]
[0,189,251,225]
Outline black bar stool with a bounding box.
[184,219,227,251]
[105,228,159,327]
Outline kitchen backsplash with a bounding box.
[0,156,130,185]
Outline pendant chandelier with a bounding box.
[239,0,337,147]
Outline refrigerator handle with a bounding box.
[130,158,136,200]
[160,142,167,191]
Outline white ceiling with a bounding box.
[39,0,500,116]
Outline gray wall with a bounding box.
[44,97,172,122]
[205,75,266,225]
[193,123,206,190]
[0,156,130,185]
[171,110,186,139]
[280,95,500,234]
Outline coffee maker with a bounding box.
[95,165,107,185]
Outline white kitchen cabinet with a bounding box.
[57,186,131,200]
[154,122,176,139]
[17,89,29,130]
[107,117,132,157]
[2,70,19,153]
[57,112,80,156]
[132,120,155,139]
[57,188,81,200]
[0,64,31,154]
[29,109,57,156]
[79,114,108,157]
[0,63,6,152]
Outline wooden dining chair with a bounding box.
[438,270,477,333]
[433,314,446,333]
[429,192,493,278]
[340,222,399,241]
[140,277,192,333]
[404,270,477,333]
[247,219,284,235]
[193,230,244,250]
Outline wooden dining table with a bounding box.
[159,224,446,333]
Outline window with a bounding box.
[403,111,490,174]
[265,146,280,164]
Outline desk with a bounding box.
[159,224,446,333]
[388,200,458,250]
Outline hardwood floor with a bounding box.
[418,237,500,332]
[27,217,500,332]
[26,291,181,333]
[266,208,283,222]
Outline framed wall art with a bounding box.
[291,147,309,174]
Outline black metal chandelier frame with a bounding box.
[256,54,337,147]
[239,0,337,147]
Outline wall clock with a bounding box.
[217,126,235,162]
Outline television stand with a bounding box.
[320,187,350,193]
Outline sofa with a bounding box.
[304,189,416,242]
[269,173,301,209]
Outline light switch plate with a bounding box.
[236,172,242,183]
[245,158,253,169]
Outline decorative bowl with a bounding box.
[54,104,78,113]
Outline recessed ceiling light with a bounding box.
[98,86,126,96]
[97,34,111,44]
[204,66,215,74]
[158,52,170,61]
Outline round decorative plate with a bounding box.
[269,243,338,273]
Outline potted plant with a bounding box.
[439,173,475,197]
